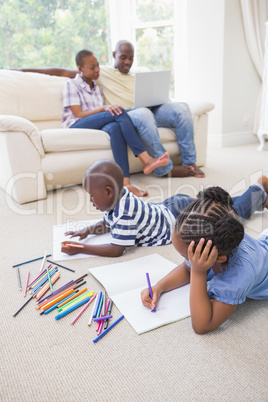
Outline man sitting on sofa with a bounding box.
[97,40,205,178]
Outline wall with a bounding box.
[176,0,261,147]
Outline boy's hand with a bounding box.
[65,229,89,240]
[188,239,218,274]
[61,241,83,255]
[141,285,159,311]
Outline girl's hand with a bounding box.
[61,241,83,255]
[188,238,218,274]
[141,285,160,311]
[104,105,124,116]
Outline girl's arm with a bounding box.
[141,261,190,310]
[70,104,123,119]
[189,239,238,334]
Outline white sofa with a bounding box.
[0,68,214,204]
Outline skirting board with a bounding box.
[208,131,261,148]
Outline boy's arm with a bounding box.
[61,242,125,257]
[141,261,190,310]
[65,220,109,240]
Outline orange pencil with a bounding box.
[36,280,86,309]
[40,288,75,311]
[65,244,84,249]
[57,287,88,308]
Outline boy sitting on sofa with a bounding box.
[61,160,268,258]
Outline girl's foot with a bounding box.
[142,152,169,175]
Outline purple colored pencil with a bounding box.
[94,315,113,322]
[28,264,51,288]
[146,272,156,312]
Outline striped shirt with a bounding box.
[103,187,176,247]
[61,73,104,128]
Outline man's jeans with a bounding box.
[128,102,196,176]
[161,184,267,222]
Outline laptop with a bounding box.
[133,70,171,108]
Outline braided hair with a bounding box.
[174,186,244,255]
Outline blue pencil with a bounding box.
[55,296,91,320]
[93,315,124,343]
[96,294,104,318]
[13,254,52,268]
[42,291,77,315]
[93,292,102,318]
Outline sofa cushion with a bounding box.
[0,115,44,157]
[0,70,68,122]
[41,128,112,152]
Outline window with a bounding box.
[0,0,111,69]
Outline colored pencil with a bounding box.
[88,295,98,326]
[57,287,88,309]
[64,243,84,248]
[31,267,58,294]
[24,271,30,297]
[13,295,34,317]
[55,296,91,320]
[35,272,60,300]
[41,288,75,311]
[70,293,97,325]
[42,292,78,315]
[47,259,75,273]
[104,300,113,330]
[29,265,53,289]
[94,315,113,322]
[46,265,53,291]
[93,315,124,343]
[17,266,22,291]
[93,292,102,318]
[96,294,104,318]
[98,300,110,334]
[58,291,94,312]
[36,280,74,306]
[39,250,48,272]
[27,267,49,288]
[146,272,156,312]
[12,254,52,268]
[97,298,109,333]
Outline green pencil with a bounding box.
[46,266,53,291]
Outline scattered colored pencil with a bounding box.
[93,315,124,343]
[17,266,22,291]
[88,295,98,326]
[39,251,48,272]
[46,265,53,291]
[55,296,91,320]
[47,259,75,273]
[24,271,30,297]
[70,293,97,325]
[94,315,113,322]
[13,295,34,317]
[12,254,52,268]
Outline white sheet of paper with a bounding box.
[89,254,190,334]
[53,220,112,261]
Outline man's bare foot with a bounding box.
[257,175,268,208]
[190,163,205,178]
[126,184,149,197]
[168,165,195,177]
[142,152,169,175]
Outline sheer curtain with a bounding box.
[240,0,268,147]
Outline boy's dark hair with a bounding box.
[174,186,244,255]
[75,50,93,67]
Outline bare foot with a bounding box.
[142,152,169,175]
[190,163,205,178]
[168,165,195,177]
[126,184,149,197]
[257,175,268,208]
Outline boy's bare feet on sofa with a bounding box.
[168,163,205,178]
[124,178,149,197]
[257,175,268,208]
[140,151,169,175]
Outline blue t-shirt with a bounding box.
[185,232,268,305]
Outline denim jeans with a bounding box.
[161,184,267,221]
[127,102,196,176]
[71,109,145,177]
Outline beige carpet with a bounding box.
[1,143,268,401]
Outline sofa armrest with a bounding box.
[0,115,45,157]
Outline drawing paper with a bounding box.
[53,219,112,261]
[89,254,190,334]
